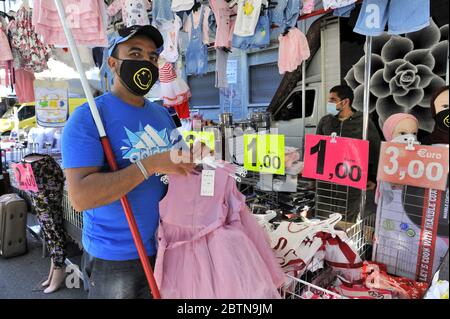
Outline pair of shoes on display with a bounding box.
[41,261,66,294]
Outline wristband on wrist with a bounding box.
[136,160,149,180]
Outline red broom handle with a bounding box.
[100,137,161,299]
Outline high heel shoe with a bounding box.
[43,267,66,294]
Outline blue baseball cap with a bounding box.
[108,25,164,57]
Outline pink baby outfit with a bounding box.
[209,0,237,48]
[278,27,310,74]
[32,0,108,47]
[107,0,151,27]
[154,167,285,299]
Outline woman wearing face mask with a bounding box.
[421,86,449,146]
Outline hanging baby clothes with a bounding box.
[215,48,229,88]
[278,27,310,74]
[183,5,211,46]
[171,0,195,12]
[159,61,191,119]
[233,0,263,37]
[14,69,35,103]
[209,0,238,48]
[272,0,301,31]
[32,0,108,47]
[232,12,270,50]
[9,5,52,73]
[185,6,209,76]
[154,166,285,298]
[353,0,430,36]
[302,0,315,14]
[100,32,118,93]
[52,47,96,72]
[0,19,13,87]
[152,0,174,25]
[107,0,151,27]
[159,16,182,63]
[333,3,356,18]
[322,0,357,9]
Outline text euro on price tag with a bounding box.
[11,163,39,193]
[302,134,369,190]
[243,134,285,175]
[182,131,215,151]
[377,142,449,191]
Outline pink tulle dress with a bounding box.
[154,167,285,299]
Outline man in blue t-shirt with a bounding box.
[62,25,196,299]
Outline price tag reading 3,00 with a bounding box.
[244,134,285,175]
[377,142,449,191]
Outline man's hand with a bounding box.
[191,141,213,163]
[144,151,196,176]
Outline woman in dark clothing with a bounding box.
[421,86,449,146]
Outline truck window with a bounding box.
[188,72,220,107]
[274,90,315,121]
[18,105,35,121]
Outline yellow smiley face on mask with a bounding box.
[133,68,153,90]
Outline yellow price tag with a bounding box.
[244,134,285,175]
[182,131,215,151]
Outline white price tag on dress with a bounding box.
[201,170,215,197]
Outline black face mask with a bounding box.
[115,58,159,96]
[435,109,449,132]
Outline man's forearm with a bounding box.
[69,163,151,211]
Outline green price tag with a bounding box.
[182,131,215,151]
[243,134,285,175]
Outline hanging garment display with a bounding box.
[159,61,191,119]
[154,165,286,299]
[272,0,301,31]
[322,0,357,10]
[232,12,270,50]
[107,0,151,27]
[302,0,315,14]
[34,80,69,128]
[353,0,430,36]
[172,0,195,12]
[22,154,67,269]
[51,46,96,72]
[183,5,211,46]
[152,0,175,25]
[233,0,263,37]
[14,69,35,103]
[185,6,209,76]
[210,0,238,48]
[9,5,52,73]
[159,15,182,63]
[0,20,13,87]
[215,48,229,88]
[333,3,356,17]
[278,27,310,74]
[32,0,108,47]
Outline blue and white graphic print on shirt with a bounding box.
[62,93,179,261]
[121,123,172,163]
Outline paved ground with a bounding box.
[0,226,87,299]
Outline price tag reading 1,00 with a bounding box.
[244,134,285,175]
[302,134,369,190]
[377,142,449,191]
